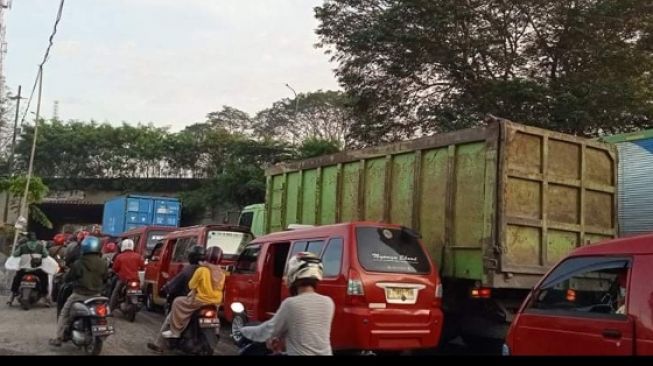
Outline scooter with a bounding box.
[16,270,46,310]
[116,280,144,322]
[62,296,114,355]
[165,303,221,355]
[229,302,274,356]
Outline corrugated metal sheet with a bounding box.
[617,139,653,236]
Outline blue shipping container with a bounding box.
[102,195,181,236]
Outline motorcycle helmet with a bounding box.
[53,233,66,246]
[81,236,102,255]
[286,252,323,288]
[205,246,223,265]
[121,238,135,252]
[187,245,206,265]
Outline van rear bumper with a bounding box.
[340,306,443,351]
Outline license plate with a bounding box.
[20,282,37,288]
[199,318,220,328]
[386,287,416,302]
[92,325,114,336]
[127,290,142,295]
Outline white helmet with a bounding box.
[121,239,135,252]
[286,252,323,286]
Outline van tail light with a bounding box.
[470,287,492,299]
[346,269,366,306]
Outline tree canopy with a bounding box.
[315,0,653,144]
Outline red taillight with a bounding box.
[95,304,108,317]
[471,287,492,299]
[24,275,35,281]
[128,281,140,288]
[566,289,576,302]
[200,308,216,318]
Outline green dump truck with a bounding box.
[241,118,618,344]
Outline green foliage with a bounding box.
[315,0,653,144]
[0,175,52,229]
[297,138,341,159]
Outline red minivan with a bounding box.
[118,225,177,257]
[144,225,253,311]
[223,222,443,352]
[505,233,653,355]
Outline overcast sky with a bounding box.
[4,0,340,130]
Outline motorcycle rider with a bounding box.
[146,246,224,354]
[49,236,108,347]
[64,230,89,266]
[109,239,145,311]
[161,245,205,301]
[48,233,67,260]
[8,232,51,306]
[239,252,335,356]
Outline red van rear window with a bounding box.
[356,226,431,274]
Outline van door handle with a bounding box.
[602,329,622,339]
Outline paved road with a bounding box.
[0,295,238,355]
[0,293,498,356]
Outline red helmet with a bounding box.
[53,233,66,246]
[76,230,90,242]
[103,242,117,254]
[205,246,223,265]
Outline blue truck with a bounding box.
[101,195,181,236]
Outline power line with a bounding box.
[18,0,65,126]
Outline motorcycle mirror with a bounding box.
[230,302,245,314]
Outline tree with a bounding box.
[206,106,253,134]
[315,0,653,144]
[0,175,52,229]
[253,90,358,147]
[297,137,341,159]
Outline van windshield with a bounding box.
[147,231,169,251]
[356,226,431,274]
[206,230,252,256]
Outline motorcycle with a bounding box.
[229,302,274,356]
[165,303,221,355]
[17,270,45,310]
[62,296,114,355]
[117,280,144,322]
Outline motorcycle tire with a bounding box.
[19,288,32,311]
[126,308,137,322]
[84,337,103,356]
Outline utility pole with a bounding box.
[2,85,22,224]
[285,83,299,145]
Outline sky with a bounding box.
[3,0,340,130]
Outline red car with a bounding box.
[223,222,443,352]
[505,233,653,355]
[117,225,178,258]
[143,225,253,311]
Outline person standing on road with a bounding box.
[239,252,335,356]
[109,239,145,311]
[49,236,108,347]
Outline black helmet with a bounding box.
[187,245,206,265]
[205,246,223,265]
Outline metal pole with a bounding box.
[10,67,43,254]
[3,84,21,224]
[285,83,298,144]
